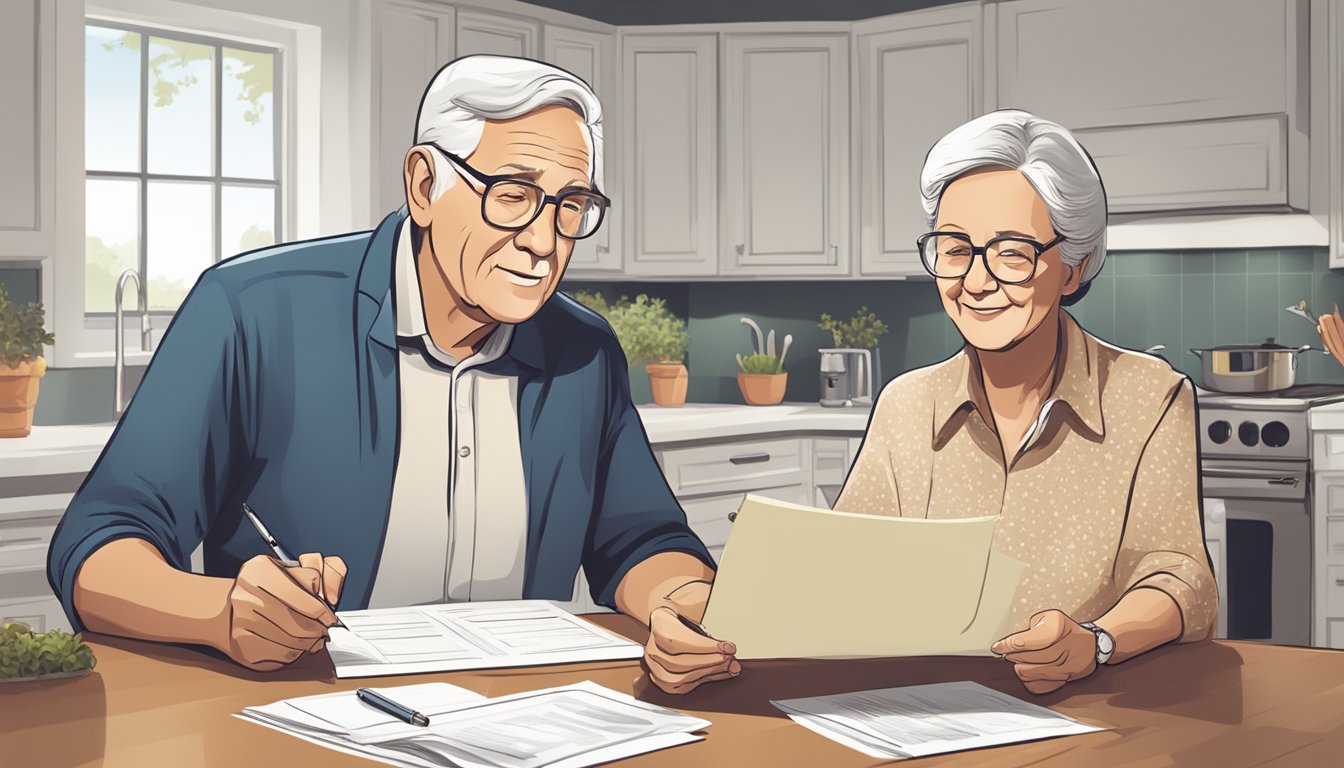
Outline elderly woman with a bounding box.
[834,109,1216,694]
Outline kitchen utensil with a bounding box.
[819,348,873,407]
[779,334,793,370]
[767,330,776,358]
[740,317,765,355]
[735,353,747,373]
[1284,305,1335,354]
[1189,338,1313,393]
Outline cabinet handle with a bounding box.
[729,452,771,465]
[728,511,738,522]
[831,244,838,262]
[735,243,745,255]
[1337,579,1344,586]
[596,245,609,254]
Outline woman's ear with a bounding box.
[404,147,437,228]
[1061,256,1087,297]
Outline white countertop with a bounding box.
[0,403,872,479]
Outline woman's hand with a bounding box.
[991,609,1098,694]
[1319,307,1344,367]
[642,580,740,694]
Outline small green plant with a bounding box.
[741,353,783,374]
[818,306,888,349]
[0,283,55,368]
[0,622,95,679]
[572,291,689,365]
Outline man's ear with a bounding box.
[404,147,437,228]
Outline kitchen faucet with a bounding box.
[114,269,153,414]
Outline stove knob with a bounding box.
[1207,420,1232,444]
[1238,421,1260,447]
[1262,420,1290,448]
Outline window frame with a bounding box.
[83,19,284,319]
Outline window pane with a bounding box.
[147,37,213,176]
[85,26,141,172]
[85,179,140,313]
[221,48,275,180]
[221,185,276,258]
[147,181,213,310]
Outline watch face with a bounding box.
[1097,631,1115,654]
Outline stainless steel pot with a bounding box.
[1188,339,1311,393]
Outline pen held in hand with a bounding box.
[357,688,430,727]
[241,502,348,630]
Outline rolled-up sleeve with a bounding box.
[1114,379,1217,642]
[581,339,714,610]
[46,273,248,632]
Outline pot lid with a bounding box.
[1208,337,1292,351]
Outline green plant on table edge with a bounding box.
[0,283,55,368]
[741,353,783,374]
[818,305,888,349]
[0,622,95,679]
[571,291,690,365]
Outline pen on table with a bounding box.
[357,688,430,727]
[241,502,347,630]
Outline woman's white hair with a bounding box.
[919,109,1108,288]
[413,55,603,201]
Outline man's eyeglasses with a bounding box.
[915,231,1066,285]
[430,145,610,240]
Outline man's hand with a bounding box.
[991,609,1098,694]
[216,553,346,671]
[643,579,740,694]
[1320,307,1344,367]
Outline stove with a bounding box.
[1193,385,1344,647]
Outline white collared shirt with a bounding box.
[366,222,531,608]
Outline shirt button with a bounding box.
[458,446,471,458]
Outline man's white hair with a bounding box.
[413,54,603,201]
[919,109,1108,289]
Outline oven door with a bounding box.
[1202,461,1312,647]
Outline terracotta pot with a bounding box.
[737,372,787,406]
[0,356,47,438]
[646,362,688,407]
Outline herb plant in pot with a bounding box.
[736,317,792,406]
[0,284,55,438]
[574,292,691,407]
[818,306,890,388]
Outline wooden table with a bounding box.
[3,615,1344,767]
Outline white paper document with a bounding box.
[773,681,1104,759]
[238,680,710,768]
[700,495,1025,658]
[324,600,644,678]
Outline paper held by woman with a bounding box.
[700,495,1024,659]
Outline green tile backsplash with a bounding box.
[5,246,1344,425]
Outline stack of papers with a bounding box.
[773,681,1104,759]
[239,680,711,768]
[701,495,1025,658]
[325,601,644,678]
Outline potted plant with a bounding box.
[573,291,691,407]
[818,306,890,387]
[736,317,792,406]
[0,283,55,438]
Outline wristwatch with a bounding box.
[1079,622,1115,665]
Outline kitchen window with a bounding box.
[84,21,282,314]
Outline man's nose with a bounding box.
[514,204,557,258]
[962,254,999,295]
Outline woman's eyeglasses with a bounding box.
[915,231,1066,285]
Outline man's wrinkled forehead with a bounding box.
[475,107,592,185]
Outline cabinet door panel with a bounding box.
[621,34,718,276]
[456,11,538,58]
[722,35,848,275]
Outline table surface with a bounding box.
[3,615,1343,768]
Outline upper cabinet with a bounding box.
[620,33,720,277]
[720,34,850,277]
[854,6,983,277]
[373,1,456,219]
[543,25,621,276]
[456,9,540,58]
[993,0,1309,214]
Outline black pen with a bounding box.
[241,502,347,630]
[357,688,430,727]
[674,611,713,639]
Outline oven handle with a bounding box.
[1201,467,1301,486]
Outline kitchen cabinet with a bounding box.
[455,9,539,59]
[1329,0,1344,268]
[0,492,76,634]
[372,0,456,217]
[620,33,719,276]
[542,25,621,277]
[1313,468,1344,647]
[853,5,984,277]
[992,0,1309,214]
[1203,498,1229,640]
[720,34,850,276]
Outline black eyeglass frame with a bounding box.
[430,145,611,240]
[915,231,1067,285]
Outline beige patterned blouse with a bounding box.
[834,311,1216,641]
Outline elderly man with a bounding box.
[47,55,736,694]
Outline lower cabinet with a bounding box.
[0,492,74,633]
